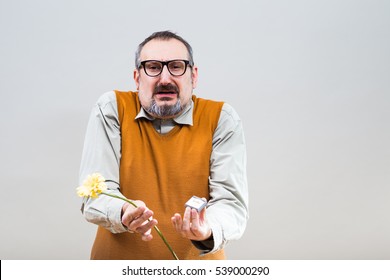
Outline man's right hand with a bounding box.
[121,200,158,241]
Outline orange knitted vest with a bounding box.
[90,91,225,260]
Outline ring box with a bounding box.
[185,196,207,212]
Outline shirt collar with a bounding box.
[135,99,194,126]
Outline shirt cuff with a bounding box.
[107,200,127,233]
[193,218,224,255]
[191,235,215,253]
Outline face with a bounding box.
[134,38,198,119]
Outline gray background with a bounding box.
[0,0,389,259]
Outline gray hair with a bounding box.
[135,31,194,69]
[145,98,184,118]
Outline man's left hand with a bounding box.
[171,206,212,241]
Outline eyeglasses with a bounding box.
[139,60,192,77]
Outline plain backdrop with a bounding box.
[0,0,389,259]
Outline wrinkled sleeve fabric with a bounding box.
[193,103,249,255]
[79,91,128,233]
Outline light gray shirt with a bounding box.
[79,91,249,254]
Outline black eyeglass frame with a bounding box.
[139,59,193,77]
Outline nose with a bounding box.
[158,65,172,84]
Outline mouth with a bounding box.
[154,84,179,98]
[155,91,177,101]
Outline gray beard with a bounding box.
[145,99,183,118]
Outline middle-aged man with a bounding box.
[79,31,248,259]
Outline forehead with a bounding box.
[140,39,188,61]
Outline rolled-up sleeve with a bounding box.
[196,103,249,254]
[79,91,128,233]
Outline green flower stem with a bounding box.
[101,192,179,260]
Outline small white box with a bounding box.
[185,196,207,212]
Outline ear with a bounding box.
[133,69,140,90]
[191,65,199,89]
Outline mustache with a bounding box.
[153,84,179,94]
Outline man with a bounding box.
[79,31,248,260]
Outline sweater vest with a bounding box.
[90,91,225,260]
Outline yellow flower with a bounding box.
[77,173,107,198]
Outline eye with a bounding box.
[169,61,185,70]
[145,62,162,71]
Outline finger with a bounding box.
[135,218,157,235]
[182,207,191,232]
[122,205,146,226]
[173,213,186,237]
[141,233,153,242]
[130,209,154,231]
[190,208,200,233]
[171,213,182,232]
